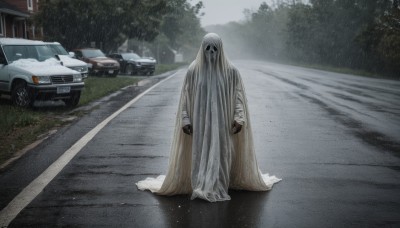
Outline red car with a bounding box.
[73,48,120,76]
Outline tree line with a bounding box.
[209,0,399,77]
[34,0,205,63]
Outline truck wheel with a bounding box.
[12,81,34,107]
[63,91,81,107]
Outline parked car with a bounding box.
[46,42,89,79]
[108,53,156,76]
[0,38,84,107]
[73,48,120,76]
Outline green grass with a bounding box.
[0,106,40,133]
[0,106,61,164]
[79,76,139,105]
[0,63,184,166]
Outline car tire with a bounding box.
[12,81,34,108]
[112,70,119,77]
[125,64,134,75]
[63,91,81,107]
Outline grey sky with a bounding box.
[199,0,271,26]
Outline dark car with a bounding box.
[109,53,156,76]
[73,48,120,76]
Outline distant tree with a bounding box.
[210,0,398,76]
[207,2,290,60]
[142,0,205,63]
[286,0,394,72]
[35,0,167,52]
[357,3,400,75]
[286,4,315,62]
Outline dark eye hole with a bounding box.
[206,45,210,51]
[213,46,218,52]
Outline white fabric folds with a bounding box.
[136,33,281,202]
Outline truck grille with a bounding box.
[51,75,73,84]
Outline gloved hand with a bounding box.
[182,124,193,135]
[232,121,242,134]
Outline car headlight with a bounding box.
[73,73,82,82]
[32,76,51,84]
[97,63,104,67]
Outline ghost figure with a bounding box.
[136,33,281,202]
[205,42,218,62]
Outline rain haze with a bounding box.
[200,0,272,26]
[0,0,399,227]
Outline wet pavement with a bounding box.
[1,61,400,227]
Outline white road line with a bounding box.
[0,71,180,227]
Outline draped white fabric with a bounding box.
[136,33,281,202]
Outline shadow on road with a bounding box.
[155,190,269,227]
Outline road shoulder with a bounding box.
[0,70,179,210]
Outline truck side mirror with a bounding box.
[69,52,75,58]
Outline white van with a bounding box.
[0,38,84,107]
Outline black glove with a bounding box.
[232,121,243,134]
[182,124,193,135]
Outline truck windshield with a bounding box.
[81,49,105,58]
[48,44,69,55]
[3,45,55,63]
[121,53,141,60]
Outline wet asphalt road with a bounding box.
[1,60,400,227]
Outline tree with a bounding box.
[208,0,397,77]
[286,3,316,62]
[357,3,400,75]
[156,0,205,62]
[134,0,205,63]
[35,0,167,52]
[286,0,393,71]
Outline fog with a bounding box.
[202,0,400,77]
[202,1,305,60]
[35,0,399,77]
[199,0,274,26]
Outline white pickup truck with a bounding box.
[46,42,89,79]
[0,38,84,107]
